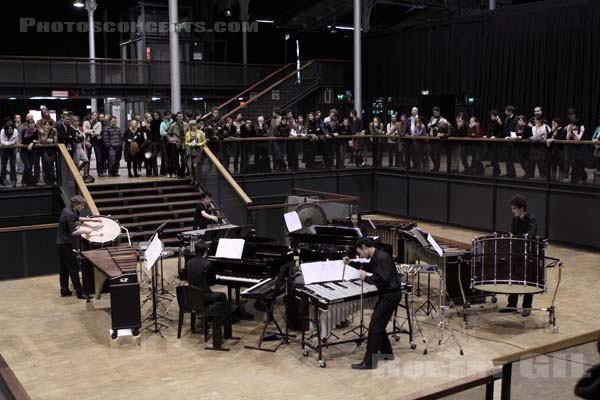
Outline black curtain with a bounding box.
[364,0,600,129]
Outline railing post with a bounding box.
[485,379,495,400]
[446,138,451,176]
[501,363,512,400]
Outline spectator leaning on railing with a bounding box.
[0,122,18,187]
[37,120,58,186]
[20,119,39,186]
[592,117,600,176]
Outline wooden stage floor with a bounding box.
[1,222,599,399]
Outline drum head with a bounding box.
[82,217,121,245]
[473,283,545,295]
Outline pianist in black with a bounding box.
[344,237,402,370]
[186,242,228,306]
[500,195,538,317]
[193,191,219,230]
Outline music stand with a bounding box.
[141,224,170,337]
[401,229,437,315]
[243,260,296,352]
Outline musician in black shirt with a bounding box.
[500,195,538,316]
[56,195,99,299]
[193,191,219,230]
[344,238,402,369]
[186,242,228,306]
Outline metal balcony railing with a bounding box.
[0,56,282,88]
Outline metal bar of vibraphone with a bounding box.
[524,236,528,286]
[508,238,512,286]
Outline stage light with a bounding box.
[73,1,85,7]
[256,19,274,24]
[421,90,430,96]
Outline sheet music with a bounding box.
[215,238,245,259]
[342,265,362,280]
[284,211,303,233]
[301,259,371,284]
[144,234,163,271]
[427,234,444,257]
[409,227,430,248]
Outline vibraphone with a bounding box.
[297,279,414,368]
[81,247,141,337]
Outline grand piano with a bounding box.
[205,237,293,302]
[289,224,392,262]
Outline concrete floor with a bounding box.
[0,222,599,400]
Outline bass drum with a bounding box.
[81,216,122,248]
[471,234,547,295]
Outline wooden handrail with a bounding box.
[57,144,99,215]
[221,60,319,121]
[204,135,600,145]
[0,354,31,400]
[493,328,600,366]
[0,144,58,149]
[247,197,359,211]
[201,63,295,120]
[0,223,57,234]
[291,187,360,202]
[394,367,501,400]
[202,146,252,205]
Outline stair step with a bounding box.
[125,226,194,239]
[88,178,191,192]
[99,199,200,213]
[89,184,196,197]
[108,208,196,222]
[94,192,201,204]
[122,217,194,229]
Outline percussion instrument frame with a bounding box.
[298,282,415,368]
[457,253,563,333]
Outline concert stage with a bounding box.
[1,221,598,400]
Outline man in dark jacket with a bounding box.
[503,106,518,177]
[102,116,122,177]
[56,113,77,153]
[344,238,402,370]
[500,195,538,316]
